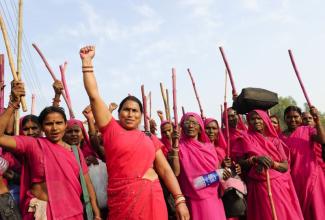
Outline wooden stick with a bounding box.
[220,104,223,127]
[172,68,178,129]
[17,0,23,80]
[181,106,185,116]
[141,85,149,132]
[60,63,75,119]
[288,49,312,107]
[266,169,278,220]
[219,47,238,97]
[160,82,169,121]
[187,68,204,118]
[31,94,36,115]
[166,89,171,122]
[0,13,27,111]
[224,69,231,157]
[0,54,4,114]
[149,91,152,119]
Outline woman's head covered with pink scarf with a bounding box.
[180,112,210,143]
[65,119,97,158]
[204,118,227,149]
[160,120,173,155]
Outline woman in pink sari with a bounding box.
[281,105,325,220]
[0,82,100,220]
[80,46,189,220]
[239,110,303,220]
[171,112,230,220]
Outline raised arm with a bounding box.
[52,80,63,107]
[310,106,325,144]
[80,46,111,129]
[0,81,25,150]
[168,128,181,176]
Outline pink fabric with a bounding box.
[204,118,227,165]
[14,136,88,220]
[242,110,303,220]
[67,119,98,158]
[178,112,226,220]
[281,125,325,220]
[100,118,167,220]
[160,120,172,157]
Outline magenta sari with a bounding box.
[243,110,303,220]
[281,125,325,220]
[178,113,226,220]
[14,136,88,220]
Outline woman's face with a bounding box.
[249,112,265,133]
[227,109,238,128]
[183,116,201,139]
[118,100,142,130]
[302,112,315,127]
[270,116,279,131]
[161,123,173,140]
[64,125,84,145]
[285,110,302,131]
[205,121,218,142]
[42,112,67,143]
[22,120,41,137]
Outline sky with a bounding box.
[1,0,325,122]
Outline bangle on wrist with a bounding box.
[8,101,20,110]
[82,65,93,68]
[272,161,279,170]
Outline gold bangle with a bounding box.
[82,70,94,73]
[82,65,93,68]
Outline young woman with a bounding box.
[281,106,325,220]
[0,81,100,220]
[171,112,230,220]
[239,110,303,220]
[80,45,189,220]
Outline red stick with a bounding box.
[60,63,75,119]
[187,68,204,118]
[0,54,4,114]
[141,85,149,132]
[219,47,238,97]
[172,68,178,129]
[31,94,36,115]
[224,102,231,157]
[288,49,312,107]
[166,89,171,122]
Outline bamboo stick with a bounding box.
[0,13,27,112]
[31,94,36,115]
[266,169,278,220]
[224,70,231,157]
[219,47,237,97]
[0,55,4,114]
[181,106,185,116]
[288,49,312,107]
[17,0,23,80]
[166,89,171,122]
[141,85,149,132]
[60,62,75,119]
[187,68,204,118]
[172,68,178,129]
[160,82,169,121]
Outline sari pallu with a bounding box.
[243,110,303,220]
[178,113,226,220]
[282,126,325,220]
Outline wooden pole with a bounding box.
[220,104,223,127]
[160,82,169,121]
[0,55,4,114]
[149,91,152,119]
[172,68,178,129]
[224,70,231,157]
[181,106,185,116]
[0,13,27,111]
[17,0,23,80]
[266,169,278,220]
[31,94,36,115]
[219,47,238,97]
[288,49,312,107]
[187,68,204,118]
[166,89,171,122]
[141,85,149,132]
[60,62,75,119]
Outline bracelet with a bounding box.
[82,65,93,68]
[175,196,186,205]
[171,147,179,152]
[173,193,184,199]
[248,156,256,166]
[82,70,94,73]
[52,98,61,103]
[272,161,279,170]
[8,101,20,110]
[175,200,186,207]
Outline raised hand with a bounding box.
[157,110,164,122]
[53,80,64,94]
[79,46,95,62]
[10,80,25,104]
[82,105,94,121]
[109,102,118,113]
[310,106,320,123]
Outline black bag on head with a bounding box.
[233,87,278,114]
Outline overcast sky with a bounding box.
[1,0,324,122]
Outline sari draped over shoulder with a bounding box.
[14,136,87,220]
[281,125,325,220]
[242,110,303,220]
[178,113,226,220]
[100,118,167,220]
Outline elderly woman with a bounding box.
[171,112,229,220]
[239,110,303,220]
[281,106,325,220]
[80,45,189,220]
[0,82,100,220]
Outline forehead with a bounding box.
[43,112,65,121]
[162,123,172,130]
[121,100,141,110]
[249,112,261,119]
[286,111,301,117]
[23,120,39,127]
[206,121,218,127]
[66,124,82,131]
[228,109,237,115]
[302,112,312,117]
[185,116,198,122]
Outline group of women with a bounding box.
[0,45,324,220]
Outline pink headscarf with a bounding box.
[66,119,97,158]
[178,112,219,199]
[160,120,172,156]
[222,107,247,131]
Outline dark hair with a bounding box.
[118,96,143,113]
[284,106,302,119]
[38,106,67,125]
[22,114,41,128]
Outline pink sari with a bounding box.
[281,125,325,220]
[243,110,303,220]
[178,113,226,220]
[204,118,227,166]
[100,118,167,220]
[14,136,88,220]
